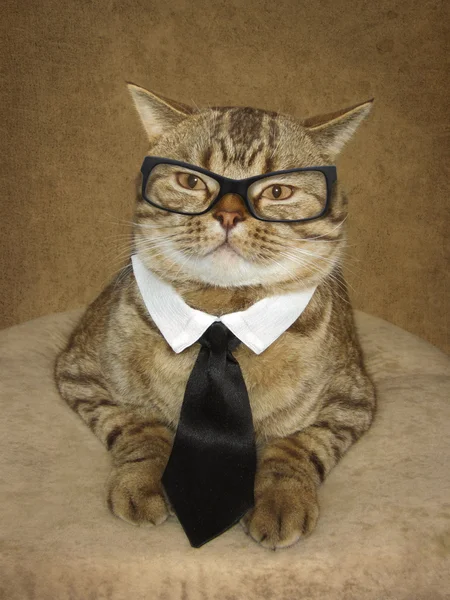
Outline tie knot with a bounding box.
[198,321,241,353]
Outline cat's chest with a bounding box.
[123,328,322,430]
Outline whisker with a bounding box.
[290,216,348,241]
[277,237,363,276]
[287,237,343,244]
[173,247,198,279]
[133,221,188,230]
[105,231,186,246]
[295,248,341,264]
[295,247,362,279]
[276,250,352,303]
[113,263,134,291]
[97,261,132,291]
[278,248,340,271]
[144,245,193,274]
[268,257,299,278]
[95,234,189,275]
[105,214,188,231]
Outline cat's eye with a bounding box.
[176,172,207,191]
[261,184,293,201]
[248,170,328,220]
[144,163,220,213]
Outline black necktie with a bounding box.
[161,321,256,548]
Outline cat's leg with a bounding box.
[55,357,173,527]
[243,383,376,549]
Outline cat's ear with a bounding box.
[127,83,197,144]
[303,99,374,160]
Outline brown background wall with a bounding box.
[1,0,449,352]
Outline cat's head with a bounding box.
[128,84,372,292]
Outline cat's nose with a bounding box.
[212,194,247,231]
[214,210,245,230]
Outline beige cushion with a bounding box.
[0,310,449,600]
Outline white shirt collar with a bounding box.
[131,254,317,355]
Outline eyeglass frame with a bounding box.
[140,156,337,224]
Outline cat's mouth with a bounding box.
[203,241,246,260]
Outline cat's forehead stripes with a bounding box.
[227,107,265,147]
[198,107,281,177]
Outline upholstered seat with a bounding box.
[0,309,449,600]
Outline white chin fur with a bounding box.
[166,245,294,287]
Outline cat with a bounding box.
[54,84,376,550]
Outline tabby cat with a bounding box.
[54,84,376,549]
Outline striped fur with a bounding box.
[55,87,376,549]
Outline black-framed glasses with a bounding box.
[140,156,337,223]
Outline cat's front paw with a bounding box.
[107,463,170,526]
[241,479,319,550]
